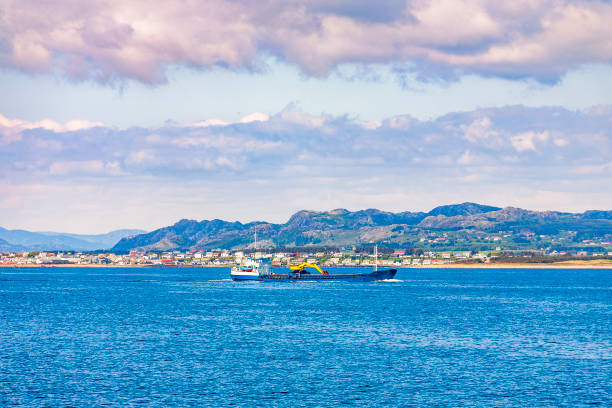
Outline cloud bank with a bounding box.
[2,0,612,83]
[2,105,611,181]
[3,105,612,179]
[1,104,611,232]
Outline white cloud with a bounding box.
[239,112,269,123]
[510,131,549,152]
[0,105,610,214]
[184,119,230,128]
[5,0,611,83]
[0,113,104,144]
[461,116,503,148]
[457,150,474,165]
[184,112,269,128]
[279,109,327,127]
[383,115,414,130]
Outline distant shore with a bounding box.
[422,260,612,269]
[1,260,611,269]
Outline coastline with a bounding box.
[2,261,612,269]
[419,261,612,269]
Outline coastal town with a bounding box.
[2,247,612,267]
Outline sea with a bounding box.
[0,267,610,407]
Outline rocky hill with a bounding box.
[112,203,612,251]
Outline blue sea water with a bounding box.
[0,267,610,407]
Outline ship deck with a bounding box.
[260,269,397,282]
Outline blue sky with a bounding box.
[3,62,612,127]
[1,0,612,233]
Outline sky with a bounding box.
[1,0,612,233]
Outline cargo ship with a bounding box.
[231,260,396,282]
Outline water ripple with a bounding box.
[0,266,610,407]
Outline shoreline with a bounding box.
[419,262,612,269]
[1,261,611,269]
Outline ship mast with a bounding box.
[374,244,378,271]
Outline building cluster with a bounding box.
[2,247,612,266]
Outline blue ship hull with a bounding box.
[259,269,397,282]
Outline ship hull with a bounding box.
[260,268,397,282]
[231,273,260,281]
[230,267,261,281]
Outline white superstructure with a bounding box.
[230,257,270,280]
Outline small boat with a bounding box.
[231,260,397,282]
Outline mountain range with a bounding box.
[0,228,146,252]
[112,203,612,252]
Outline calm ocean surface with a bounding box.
[0,267,610,407]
